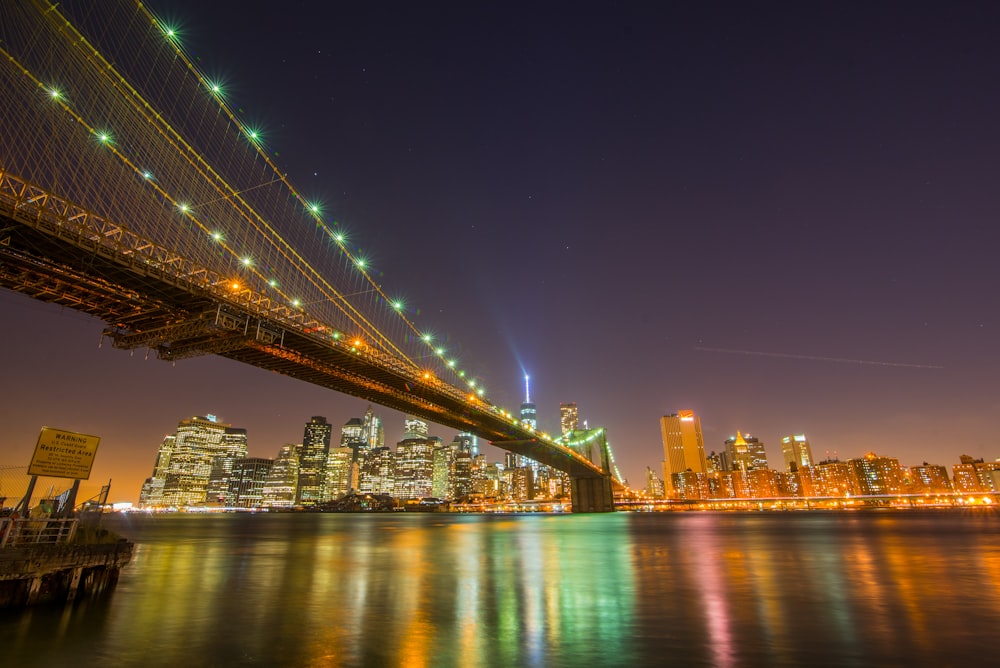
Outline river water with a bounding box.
[2,510,998,667]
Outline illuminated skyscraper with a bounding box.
[159,415,247,507]
[297,416,332,505]
[660,410,707,495]
[560,403,579,435]
[404,416,429,440]
[520,374,537,429]
[359,446,395,495]
[724,432,768,472]
[781,434,814,471]
[325,446,354,500]
[262,444,299,508]
[228,457,273,508]
[395,436,438,499]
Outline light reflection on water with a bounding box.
[3,510,1000,667]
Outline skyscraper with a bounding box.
[157,415,248,507]
[520,374,537,430]
[724,432,768,472]
[404,416,429,440]
[228,457,273,508]
[781,434,814,472]
[560,403,579,435]
[395,436,438,499]
[660,410,707,496]
[262,444,299,508]
[298,416,332,505]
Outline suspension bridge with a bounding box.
[0,0,622,511]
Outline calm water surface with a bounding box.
[2,510,999,667]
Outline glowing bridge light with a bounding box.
[355,258,367,269]
[392,301,403,310]
[308,202,320,213]
[421,333,433,343]
[334,233,345,243]
[458,370,466,378]
[353,339,363,347]
[230,281,240,290]
[49,89,61,100]
[241,256,252,266]
[447,360,456,368]
[178,203,190,213]
[142,171,153,180]
[268,278,277,287]
[210,231,223,241]
[97,132,111,143]
[435,347,445,356]
[477,388,485,396]
[291,299,301,307]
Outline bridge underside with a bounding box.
[1,189,615,509]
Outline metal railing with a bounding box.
[0,517,79,548]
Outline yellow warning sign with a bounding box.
[27,427,101,479]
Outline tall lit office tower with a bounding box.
[560,403,579,435]
[520,374,537,429]
[139,434,175,506]
[362,405,384,451]
[207,426,248,503]
[325,446,354,499]
[781,434,814,471]
[724,432,768,472]
[404,416,429,440]
[297,416,332,505]
[159,415,247,507]
[359,446,395,495]
[227,457,273,508]
[395,436,438,499]
[262,444,299,508]
[660,410,707,495]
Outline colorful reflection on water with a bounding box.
[3,510,1000,667]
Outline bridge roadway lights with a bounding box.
[570,475,616,513]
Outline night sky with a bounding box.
[2,1,998,503]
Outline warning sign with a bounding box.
[27,427,101,479]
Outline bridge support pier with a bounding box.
[570,475,615,513]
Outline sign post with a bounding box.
[17,427,102,516]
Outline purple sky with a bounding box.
[2,1,999,503]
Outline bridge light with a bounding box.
[392,300,403,310]
[354,257,367,269]
[230,281,240,290]
[421,333,432,343]
[307,202,320,213]
[49,89,61,100]
[353,339,363,347]
[97,132,111,144]
[423,372,432,380]
[447,360,456,368]
[241,256,252,266]
[268,278,277,287]
[477,388,485,396]
[211,231,223,241]
[246,128,261,142]
[332,331,342,340]
[334,233,345,243]
[291,299,301,307]
[435,347,445,356]
[458,370,466,378]
[178,203,190,213]
[468,394,476,402]
[142,171,153,180]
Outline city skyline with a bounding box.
[2,0,999,503]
